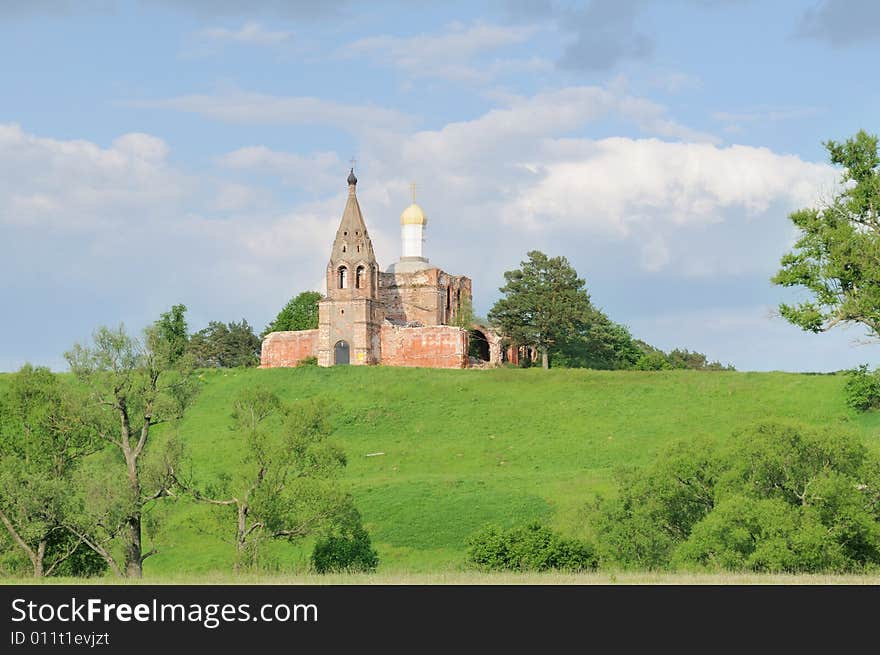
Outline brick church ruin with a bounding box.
[260,169,504,369]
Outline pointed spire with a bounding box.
[329,167,376,266]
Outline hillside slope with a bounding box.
[140,366,880,574]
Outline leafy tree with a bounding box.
[551,312,642,370]
[488,251,594,369]
[189,319,261,368]
[263,291,322,336]
[594,423,880,572]
[0,365,99,577]
[184,388,356,573]
[844,364,880,411]
[773,130,880,336]
[64,319,197,577]
[153,304,189,365]
[593,440,719,569]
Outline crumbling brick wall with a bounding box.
[260,330,319,368]
[379,269,472,326]
[379,324,468,368]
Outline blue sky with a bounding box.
[3,0,880,372]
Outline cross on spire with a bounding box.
[410,181,417,204]
[349,157,357,170]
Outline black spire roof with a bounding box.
[347,168,357,186]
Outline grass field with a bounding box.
[127,366,880,577]
[5,571,880,585]
[4,365,880,580]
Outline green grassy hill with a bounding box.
[135,366,880,576]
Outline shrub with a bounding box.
[593,422,880,573]
[466,523,597,572]
[311,525,379,574]
[635,351,672,370]
[844,365,880,411]
[297,356,318,367]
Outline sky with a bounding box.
[2,0,880,372]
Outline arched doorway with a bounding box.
[334,340,350,365]
[468,330,490,362]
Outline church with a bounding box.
[260,169,504,369]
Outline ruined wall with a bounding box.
[379,268,472,326]
[260,330,319,368]
[380,324,468,369]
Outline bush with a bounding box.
[593,422,880,573]
[297,356,318,367]
[635,351,672,370]
[311,525,379,574]
[844,365,880,411]
[466,523,597,572]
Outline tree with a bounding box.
[188,319,261,368]
[593,423,880,572]
[773,130,880,336]
[0,365,99,577]
[263,291,322,336]
[488,251,594,369]
[550,311,642,370]
[184,388,356,573]
[64,319,197,578]
[153,304,189,365]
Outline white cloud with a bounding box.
[391,85,717,185]
[199,21,292,46]
[509,138,834,236]
[217,146,340,192]
[212,183,271,212]
[332,86,835,285]
[345,22,542,83]
[0,123,340,355]
[0,124,185,230]
[128,91,413,133]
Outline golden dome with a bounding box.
[400,202,427,226]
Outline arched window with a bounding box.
[356,265,366,289]
[338,266,348,289]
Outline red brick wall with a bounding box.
[260,330,319,368]
[380,324,468,369]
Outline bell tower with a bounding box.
[317,169,383,366]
